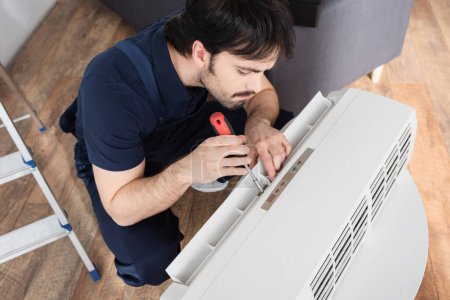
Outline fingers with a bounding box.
[253,134,292,181]
[204,135,246,146]
[192,137,251,183]
[247,148,258,168]
[282,139,293,157]
[220,166,249,177]
[220,156,252,167]
[258,148,276,180]
[270,146,287,171]
[221,145,250,157]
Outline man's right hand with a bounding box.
[93,135,251,226]
[184,135,251,184]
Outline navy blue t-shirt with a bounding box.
[75,14,208,173]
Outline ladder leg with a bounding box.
[67,231,101,281]
[33,169,71,224]
[33,169,100,281]
[0,63,46,131]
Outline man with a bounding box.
[60,0,295,286]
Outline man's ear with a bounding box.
[191,40,210,68]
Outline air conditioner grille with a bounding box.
[332,224,352,281]
[386,145,398,171]
[370,168,385,220]
[398,125,412,174]
[399,125,412,148]
[351,197,368,251]
[385,145,399,197]
[311,255,335,300]
[370,168,384,192]
[308,122,413,300]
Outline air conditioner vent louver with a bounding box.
[369,123,412,223]
[385,145,399,197]
[351,197,368,252]
[332,224,352,282]
[398,125,412,174]
[311,255,334,300]
[370,168,385,220]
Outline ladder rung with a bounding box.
[0,151,35,185]
[0,215,69,264]
[0,114,31,129]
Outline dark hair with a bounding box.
[164,0,295,61]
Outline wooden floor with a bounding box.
[0,0,449,299]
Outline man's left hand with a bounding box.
[245,119,292,181]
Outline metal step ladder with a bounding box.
[0,101,100,281]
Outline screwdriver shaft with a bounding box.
[244,165,264,193]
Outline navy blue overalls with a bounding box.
[60,31,294,287]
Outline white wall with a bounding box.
[0,0,56,66]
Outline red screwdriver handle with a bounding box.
[210,112,235,135]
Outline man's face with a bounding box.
[199,52,277,110]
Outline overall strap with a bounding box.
[114,40,165,122]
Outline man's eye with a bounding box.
[238,70,251,76]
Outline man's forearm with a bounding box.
[108,157,191,226]
[245,88,279,128]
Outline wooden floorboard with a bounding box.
[409,0,450,153]
[0,0,449,299]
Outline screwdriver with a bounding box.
[209,112,265,193]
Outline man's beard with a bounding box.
[200,70,252,110]
[215,97,247,110]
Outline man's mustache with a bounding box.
[232,91,255,98]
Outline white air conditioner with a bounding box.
[161,89,428,300]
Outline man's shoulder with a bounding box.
[82,47,131,80]
[79,45,148,104]
[78,48,158,132]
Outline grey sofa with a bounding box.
[101,0,414,114]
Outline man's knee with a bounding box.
[114,242,180,287]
